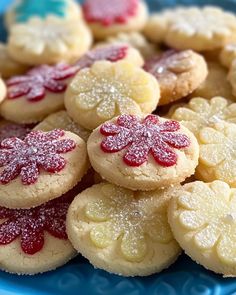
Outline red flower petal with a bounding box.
[151,143,177,167]
[0,219,21,244]
[21,225,44,255]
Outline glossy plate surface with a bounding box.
[1,0,236,294]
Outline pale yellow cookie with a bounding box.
[34,110,90,142]
[8,16,92,65]
[220,43,236,68]
[67,182,181,276]
[227,59,236,97]
[0,43,28,79]
[5,0,82,28]
[196,121,236,187]
[0,79,6,104]
[0,130,88,209]
[171,96,236,136]
[83,0,148,40]
[168,180,236,277]
[87,114,199,191]
[144,7,236,51]
[190,62,235,100]
[144,49,208,105]
[65,60,160,130]
[105,32,158,59]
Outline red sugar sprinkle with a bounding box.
[76,45,129,69]
[82,0,139,26]
[7,63,79,102]
[0,186,78,255]
[100,114,190,167]
[0,129,76,185]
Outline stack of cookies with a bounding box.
[0,0,236,279]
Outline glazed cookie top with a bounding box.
[65,60,160,130]
[0,185,76,255]
[87,114,199,190]
[144,49,208,105]
[82,0,139,26]
[67,182,180,276]
[168,180,236,276]
[171,96,236,136]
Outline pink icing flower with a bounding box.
[0,129,76,185]
[82,0,138,26]
[0,186,77,255]
[7,63,79,102]
[76,45,129,69]
[100,114,190,167]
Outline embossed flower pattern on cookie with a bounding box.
[100,114,190,167]
[0,129,76,185]
[76,45,129,69]
[15,0,68,22]
[175,181,236,265]
[171,97,236,136]
[82,0,138,26]
[7,63,78,101]
[0,189,75,255]
[85,184,173,262]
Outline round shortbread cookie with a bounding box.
[144,49,208,105]
[168,180,236,277]
[0,129,88,209]
[8,16,92,65]
[0,43,28,79]
[104,32,158,59]
[0,186,80,275]
[67,182,181,277]
[75,43,144,68]
[220,43,236,68]
[190,62,235,100]
[87,114,199,191]
[82,0,148,40]
[34,110,90,142]
[65,60,160,130]
[171,96,236,136]
[0,63,79,124]
[144,7,236,51]
[5,0,82,28]
[196,121,236,187]
[0,79,6,104]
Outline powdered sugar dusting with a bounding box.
[82,0,138,26]
[0,129,76,185]
[100,114,190,167]
[7,63,79,101]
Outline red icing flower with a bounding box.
[100,115,190,167]
[0,123,34,142]
[7,63,79,102]
[0,129,76,185]
[0,186,77,255]
[82,0,139,26]
[76,45,128,69]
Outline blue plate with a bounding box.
[1,1,236,294]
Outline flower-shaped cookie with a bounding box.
[171,96,236,136]
[65,60,160,130]
[220,43,236,68]
[190,62,235,100]
[168,180,236,276]
[0,129,88,209]
[67,182,181,276]
[76,44,144,69]
[144,7,236,51]
[0,42,28,79]
[82,0,148,39]
[144,50,208,105]
[196,121,236,187]
[0,184,81,274]
[1,63,79,124]
[8,16,92,65]
[5,0,82,27]
[34,111,91,142]
[88,114,199,190]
